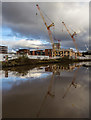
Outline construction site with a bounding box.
[16,4,83,60]
[1,2,90,119]
[1,4,90,62]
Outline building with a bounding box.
[0,45,8,54]
[53,43,60,51]
[52,48,77,58]
[30,50,45,56]
[29,48,78,58]
[16,47,80,59]
[52,43,61,57]
[60,49,77,58]
[17,49,30,55]
[45,49,52,57]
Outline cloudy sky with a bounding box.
[1,2,89,52]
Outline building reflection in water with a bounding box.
[3,63,82,118]
[5,70,8,78]
[4,63,82,78]
[45,63,82,74]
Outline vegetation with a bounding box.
[2,56,39,68]
[2,55,91,68]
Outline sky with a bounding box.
[1,2,90,52]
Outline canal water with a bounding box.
[0,62,90,118]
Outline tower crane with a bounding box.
[62,21,81,56]
[36,4,55,55]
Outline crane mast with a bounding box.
[62,21,80,56]
[36,4,54,50]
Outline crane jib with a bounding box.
[36,4,54,52]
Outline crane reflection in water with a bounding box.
[36,63,82,118]
[2,62,89,118]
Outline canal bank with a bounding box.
[1,56,91,68]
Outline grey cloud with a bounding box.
[2,2,89,50]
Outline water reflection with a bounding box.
[1,62,90,118]
[37,74,55,118]
[3,62,83,78]
[62,66,80,99]
[5,70,8,78]
[37,64,82,118]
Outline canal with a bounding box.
[0,62,90,118]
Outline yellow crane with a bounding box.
[62,21,81,56]
[36,4,55,54]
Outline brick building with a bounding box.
[17,49,30,55]
[16,48,80,58]
[0,45,8,54]
[30,50,45,55]
[45,49,52,57]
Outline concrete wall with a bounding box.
[28,55,49,60]
[0,54,18,61]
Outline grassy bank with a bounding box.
[2,56,91,68]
